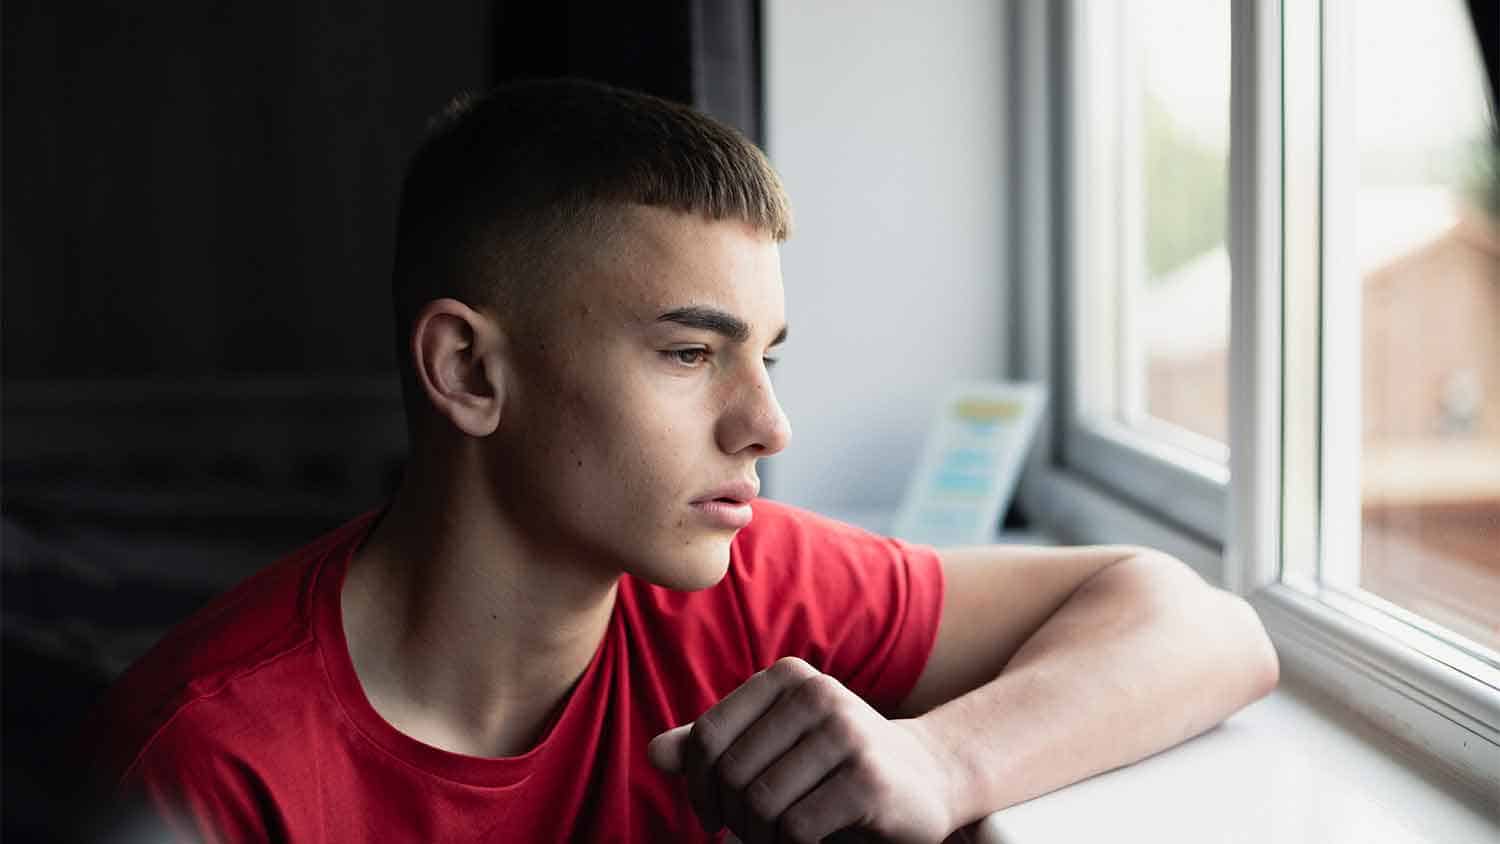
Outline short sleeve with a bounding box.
[115,712,278,844]
[725,501,946,714]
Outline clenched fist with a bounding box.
[648,657,959,844]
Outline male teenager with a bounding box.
[79,79,1279,843]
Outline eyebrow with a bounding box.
[656,306,788,346]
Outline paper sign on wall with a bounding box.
[890,382,1048,547]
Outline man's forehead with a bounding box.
[578,205,786,333]
[615,206,777,276]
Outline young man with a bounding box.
[80,79,1279,843]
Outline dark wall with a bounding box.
[492,1,762,145]
[3,0,493,380]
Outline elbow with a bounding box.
[1119,550,1282,703]
[1186,568,1281,705]
[1229,590,1281,700]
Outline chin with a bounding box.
[645,538,734,591]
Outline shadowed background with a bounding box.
[2,1,760,838]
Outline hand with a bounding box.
[648,657,958,844]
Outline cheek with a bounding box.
[550,375,679,503]
[607,409,685,507]
[512,347,713,529]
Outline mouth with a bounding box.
[689,480,759,529]
[692,480,759,507]
[689,498,755,530]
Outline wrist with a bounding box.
[904,710,979,834]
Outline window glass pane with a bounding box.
[1134,0,1230,450]
[1075,0,1231,463]
[1344,0,1499,656]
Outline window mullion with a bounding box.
[1226,0,1283,595]
[1317,0,1363,591]
[1118,1,1147,428]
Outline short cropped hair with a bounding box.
[390,78,793,402]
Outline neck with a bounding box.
[343,454,620,758]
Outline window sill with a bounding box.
[813,501,1499,841]
[975,675,1500,842]
[1019,463,1500,785]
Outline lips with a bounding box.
[690,480,759,530]
[692,479,759,507]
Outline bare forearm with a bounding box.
[915,552,1279,827]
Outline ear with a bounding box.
[410,298,506,437]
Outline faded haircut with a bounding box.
[390,77,792,357]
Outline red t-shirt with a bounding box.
[79,499,945,842]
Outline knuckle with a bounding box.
[792,672,844,714]
[770,656,816,683]
[718,745,751,788]
[746,776,779,819]
[821,711,863,751]
[689,714,724,759]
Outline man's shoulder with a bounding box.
[80,514,369,786]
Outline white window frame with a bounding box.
[1009,0,1500,798]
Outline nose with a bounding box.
[716,365,792,458]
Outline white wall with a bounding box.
[762,0,1010,513]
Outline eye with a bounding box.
[665,348,709,367]
[763,355,780,369]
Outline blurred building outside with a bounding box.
[1142,191,1500,650]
